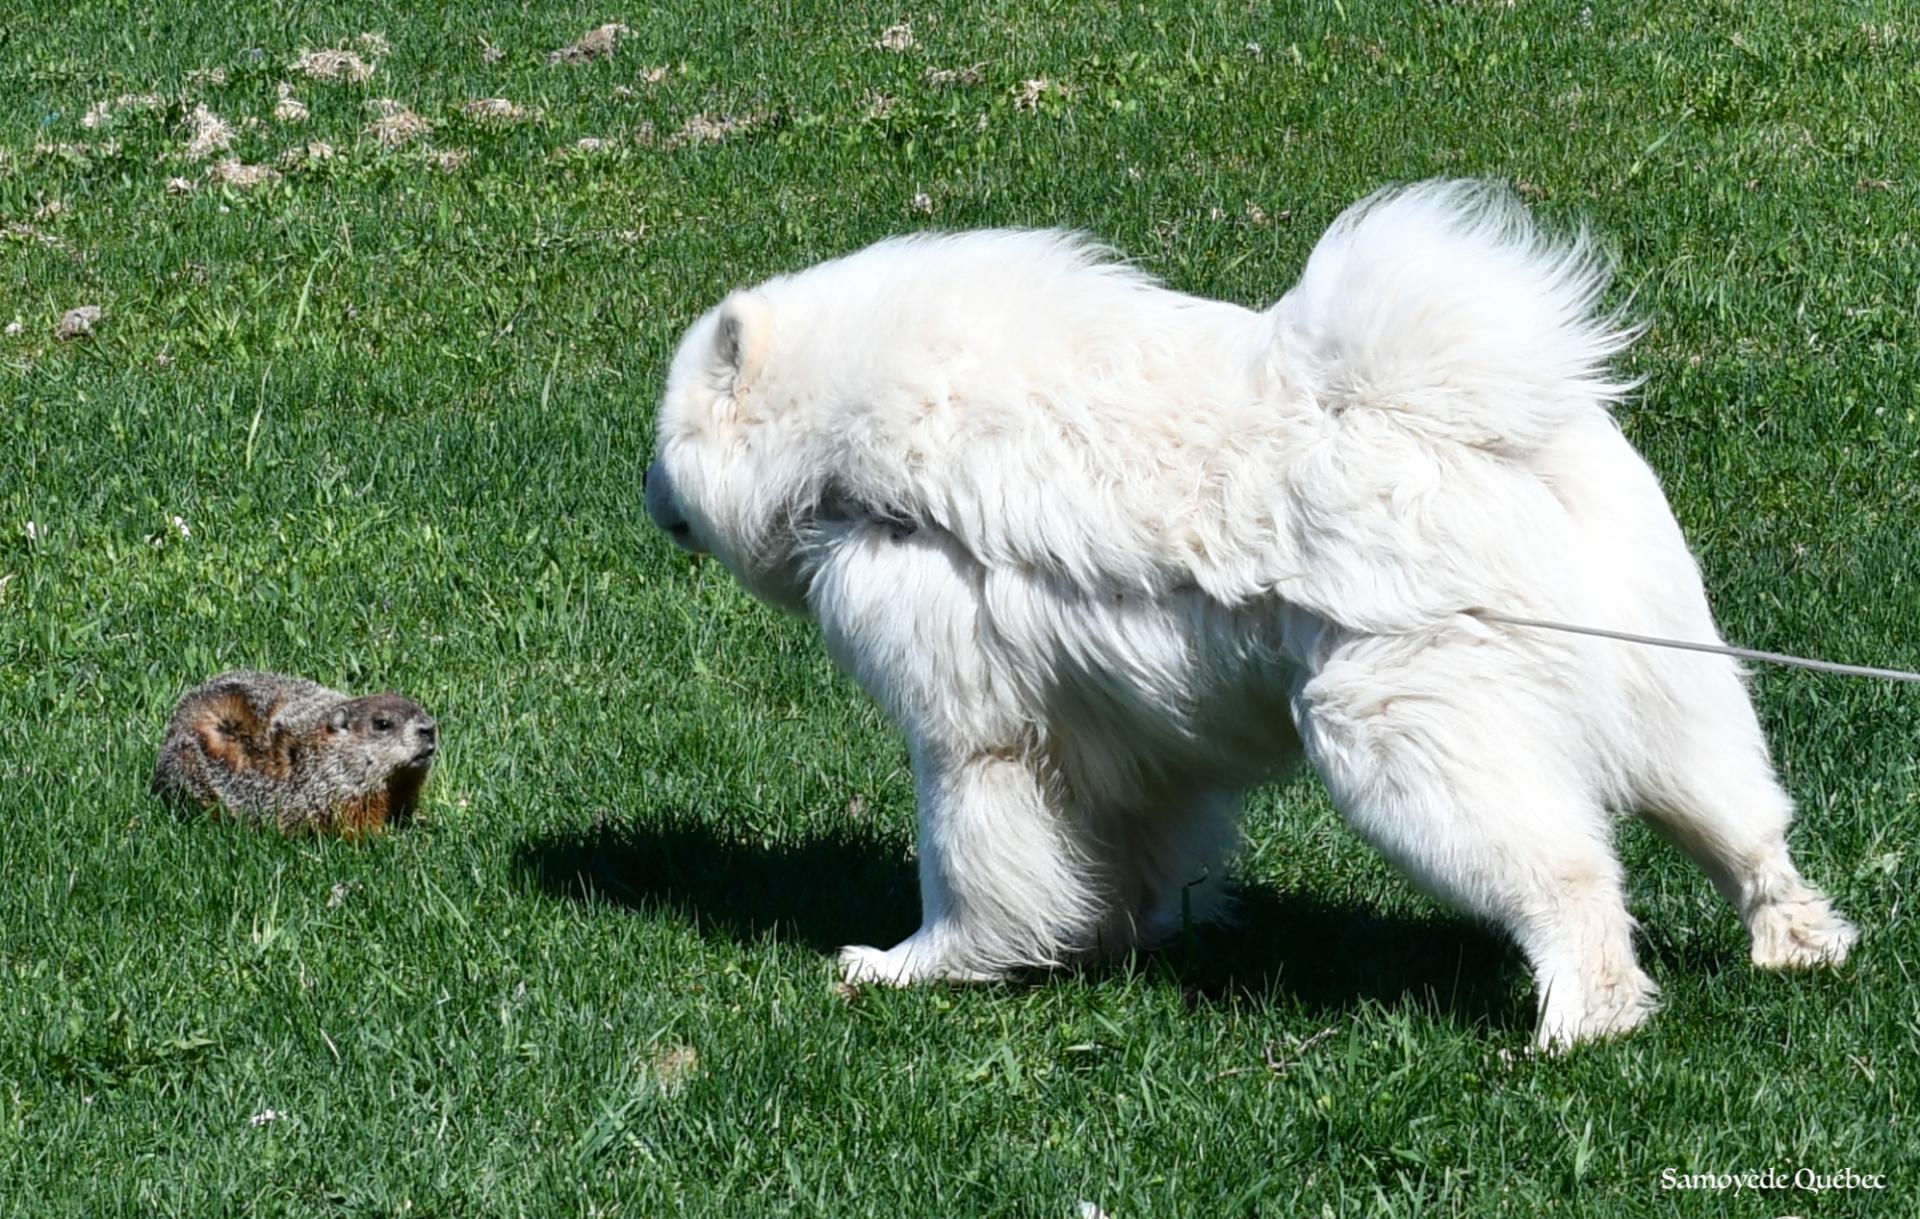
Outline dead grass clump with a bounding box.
[549,23,630,66]
[924,63,985,87]
[273,83,309,124]
[291,48,376,83]
[34,141,118,160]
[183,104,234,160]
[364,100,431,147]
[460,98,542,125]
[650,1045,700,1097]
[208,159,281,189]
[1013,78,1056,110]
[425,147,471,172]
[56,306,103,341]
[277,142,336,169]
[82,93,167,129]
[3,222,63,248]
[874,21,917,52]
[664,111,766,148]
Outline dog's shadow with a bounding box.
[515,813,923,956]
[513,813,1529,1031]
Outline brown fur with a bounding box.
[152,671,438,838]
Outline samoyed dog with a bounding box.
[644,180,1857,1046]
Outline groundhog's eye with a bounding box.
[372,716,395,732]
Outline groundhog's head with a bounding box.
[646,289,831,613]
[330,693,439,783]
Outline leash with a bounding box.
[1468,609,1920,684]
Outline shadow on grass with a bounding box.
[514,814,1528,1033]
[514,814,923,955]
[1163,887,1524,1032]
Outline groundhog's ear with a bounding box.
[328,707,350,732]
[708,291,772,397]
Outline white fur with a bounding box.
[644,181,1857,1047]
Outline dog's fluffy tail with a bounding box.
[1273,179,1640,456]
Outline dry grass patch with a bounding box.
[924,63,986,87]
[55,306,103,341]
[874,21,917,52]
[291,45,377,84]
[207,159,281,189]
[33,141,118,160]
[1012,78,1059,110]
[182,105,234,160]
[663,111,767,148]
[276,142,337,170]
[81,93,166,130]
[549,23,630,66]
[460,98,542,125]
[2,222,63,248]
[273,84,309,124]
[650,1046,700,1097]
[364,100,431,147]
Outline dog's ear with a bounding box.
[708,291,773,397]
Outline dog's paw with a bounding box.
[1534,964,1660,1051]
[837,940,1001,987]
[1750,896,1858,970]
[838,944,920,987]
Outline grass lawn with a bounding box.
[3,1,1917,1214]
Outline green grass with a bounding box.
[3,1,1918,1214]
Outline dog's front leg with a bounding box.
[812,525,1106,985]
[839,744,1103,985]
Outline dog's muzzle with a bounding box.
[644,460,702,551]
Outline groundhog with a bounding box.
[152,670,439,838]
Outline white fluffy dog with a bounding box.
[644,180,1857,1046]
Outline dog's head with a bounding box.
[646,289,824,612]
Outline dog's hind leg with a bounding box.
[1630,660,1857,970]
[1117,786,1244,950]
[1292,637,1658,1048]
